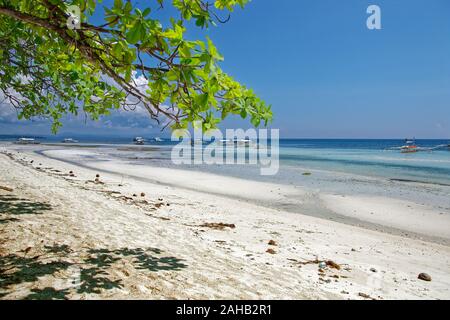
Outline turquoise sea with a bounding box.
[2,135,449,186]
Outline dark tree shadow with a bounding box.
[0,254,72,300]
[112,248,188,272]
[0,245,187,299]
[0,195,52,217]
[78,268,123,294]
[88,248,188,272]
[24,287,70,300]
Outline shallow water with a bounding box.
[100,139,450,186]
[3,137,449,186]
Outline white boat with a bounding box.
[154,137,163,142]
[219,139,254,147]
[134,137,145,145]
[62,138,79,143]
[15,138,40,145]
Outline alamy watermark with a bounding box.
[66,5,81,30]
[367,4,382,30]
[170,122,280,176]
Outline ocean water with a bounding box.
[279,140,450,186]
[125,138,450,187]
[2,135,449,186]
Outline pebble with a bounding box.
[418,273,432,282]
[370,268,377,273]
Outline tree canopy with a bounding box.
[0,0,272,132]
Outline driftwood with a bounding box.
[0,186,13,192]
[199,223,236,230]
[326,260,341,270]
[292,257,342,270]
[358,292,376,300]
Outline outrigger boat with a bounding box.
[400,139,418,153]
[387,139,450,153]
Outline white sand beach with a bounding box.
[1,144,450,300]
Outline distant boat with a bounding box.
[15,137,40,145]
[134,137,145,145]
[62,138,79,143]
[400,138,418,154]
[154,137,163,142]
[220,138,254,147]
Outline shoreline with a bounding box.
[36,146,450,246]
[1,144,450,299]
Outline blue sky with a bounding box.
[1,0,449,138]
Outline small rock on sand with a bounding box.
[0,186,13,192]
[266,248,276,254]
[418,273,432,282]
[140,192,145,197]
[370,268,377,273]
[96,174,100,178]
[268,240,277,246]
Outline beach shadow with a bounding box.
[111,248,188,272]
[0,254,72,290]
[24,287,70,300]
[0,195,52,216]
[0,245,187,299]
